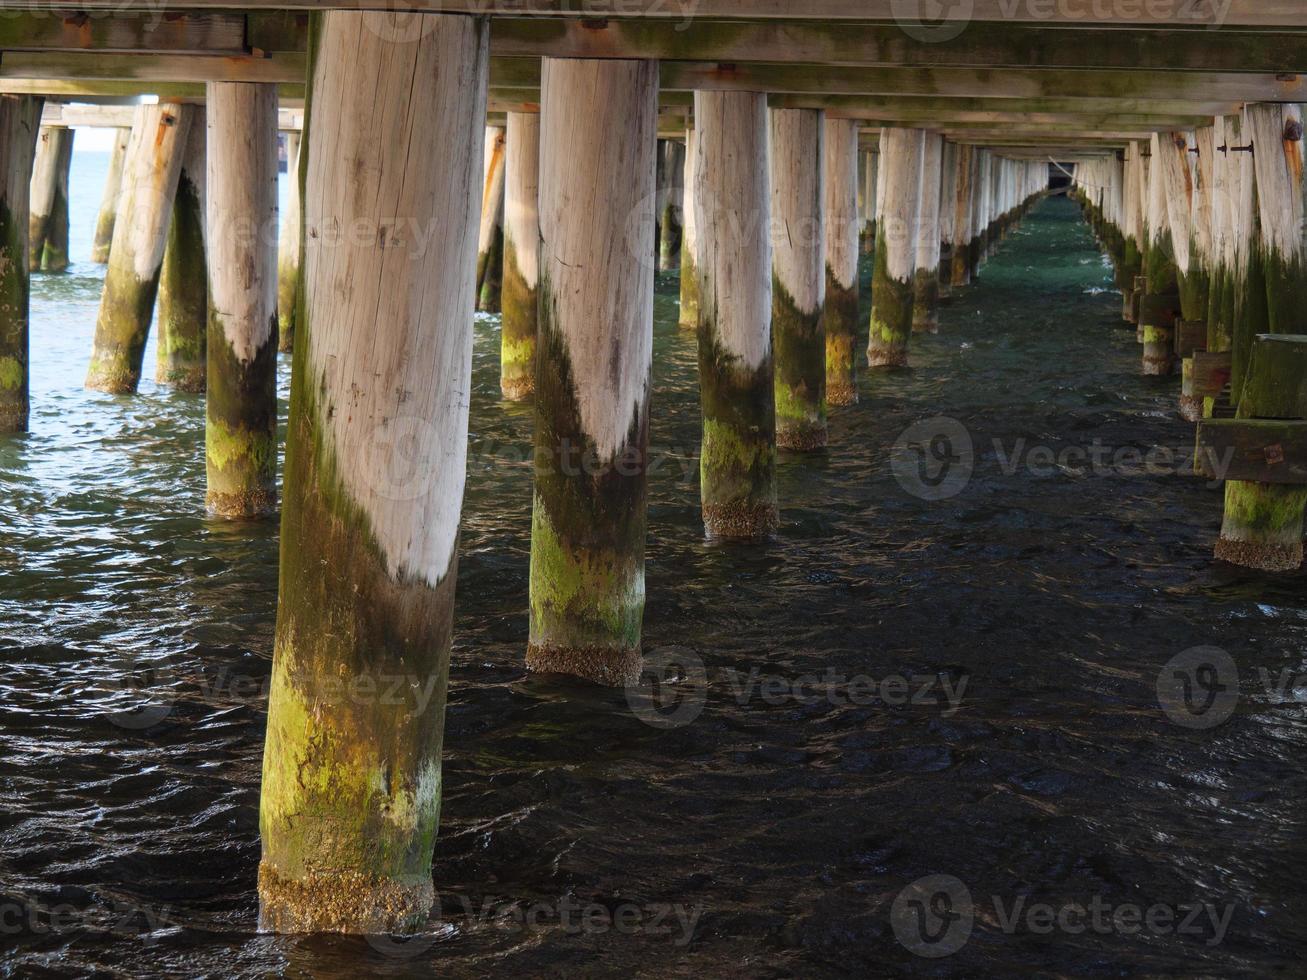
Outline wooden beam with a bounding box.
[7,2,1307,29]
[0,12,246,54]
[489,18,1307,74]
[1196,419,1307,484]
[4,51,1300,106]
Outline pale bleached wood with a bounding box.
[770,107,824,314]
[877,127,925,284]
[914,131,943,277]
[822,116,858,293]
[538,57,658,464]
[477,125,506,267]
[302,13,487,585]
[504,111,539,290]
[91,126,129,262]
[1158,130,1196,276]
[697,90,771,370]
[1146,133,1171,254]
[207,83,277,365]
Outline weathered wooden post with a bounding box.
[28,125,73,273]
[501,109,539,400]
[968,148,990,279]
[1249,103,1306,335]
[770,107,826,449]
[476,124,505,313]
[1140,133,1180,376]
[258,10,487,934]
[861,146,878,254]
[695,90,776,540]
[156,109,207,391]
[277,131,301,354]
[1205,116,1236,369]
[527,57,657,686]
[937,140,956,297]
[912,131,943,334]
[823,116,859,406]
[1121,141,1146,323]
[1231,109,1268,402]
[1158,130,1209,327]
[91,126,129,264]
[86,104,194,393]
[205,84,278,518]
[949,143,974,287]
[0,95,42,434]
[658,137,684,272]
[678,123,699,330]
[868,127,924,368]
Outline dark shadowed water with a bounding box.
[1,153,1304,978]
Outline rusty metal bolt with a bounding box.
[1285,119,1304,143]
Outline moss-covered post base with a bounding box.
[770,107,826,450]
[86,104,194,393]
[204,84,278,518]
[1179,358,1201,422]
[91,127,129,264]
[911,132,943,335]
[0,96,42,433]
[28,125,73,273]
[527,57,656,687]
[157,109,207,392]
[868,127,924,369]
[694,91,777,541]
[1215,482,1307,572]
[678,125,699,331]
[475,124,505,314]
[823,117,859,407]
[501,111,539,401]
[258,10,486,935]
[277,132,302,354]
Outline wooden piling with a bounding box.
[28,125,72,273]
[770,107,826,449]
[475,124,505,314]
[678,123,699,331]
[868,127,924,368]
[949,143,974,287]
[658,137,684,272]
[205,83,278,519]
[501,109,539,401]
[527,57,657,686]
[695,90,777,541]
[1141,133,1180,376]
[91,127,128,264]
[156,109,206,391]
[823,116,859,406]
[0,95,42,433]
[276,131,301,354]
[85,104,194,394]
[912,131,943,334]
[258,10,487,935]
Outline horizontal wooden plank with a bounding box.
[488,19,1307,73]
[1195,418,1307,484]
[1,50,1296,106]
[1192,350,1233,397]
[0,12,246,54]
[6,2,1306,28]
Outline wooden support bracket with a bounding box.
[1195,419,1307,484]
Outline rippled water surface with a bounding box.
[1,154,1304,978]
